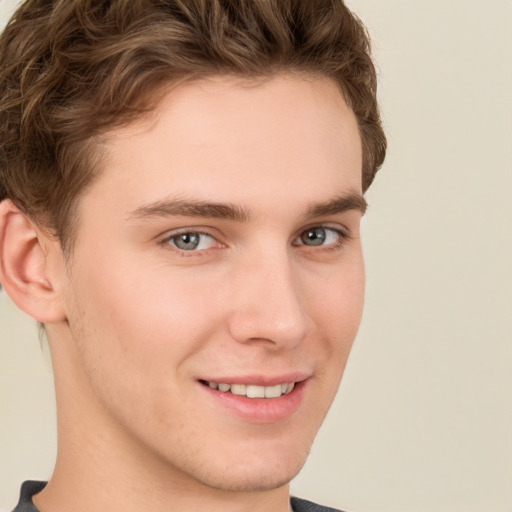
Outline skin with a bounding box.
[1,74,364,512]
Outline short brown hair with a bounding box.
[0,0,386,252]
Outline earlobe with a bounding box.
[0,200,66,323]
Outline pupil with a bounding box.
[175,233,200,250]
[302,228,326,246]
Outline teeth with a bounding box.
[247,385,265,398]
[206,381,295,398]
[231,384,246,395]
[265,384,282,398]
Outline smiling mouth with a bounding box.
[199,380,295,398]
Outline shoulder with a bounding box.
[290,496,348,512]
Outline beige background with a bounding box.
[1,0,511,511]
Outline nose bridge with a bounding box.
[227,245,308,348]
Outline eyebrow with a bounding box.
[305,192,367,218]
[127,192,366,222]
[128,199,251,222]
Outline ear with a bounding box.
[0,199,67,323]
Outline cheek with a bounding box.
[78,242,215,334]
[64,258,223,434]
[306,257,365,376]
[67,250,222,386]
[314,257,365,333]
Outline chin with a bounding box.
[193,455,309,493]
[165,438,313,493]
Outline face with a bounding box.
[51,74,365,493]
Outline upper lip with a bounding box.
[199,372,310,386]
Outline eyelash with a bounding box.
[160,229,220,256]
[293,226,351,253]
[159,225,351,256]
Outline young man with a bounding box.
[0,1,386,511]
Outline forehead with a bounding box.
[84,74,362,217]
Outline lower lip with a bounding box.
[199,380,307,423]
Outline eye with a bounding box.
[294,226,346,247]
[163,231,218,251]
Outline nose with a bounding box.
[226,249,309,350]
